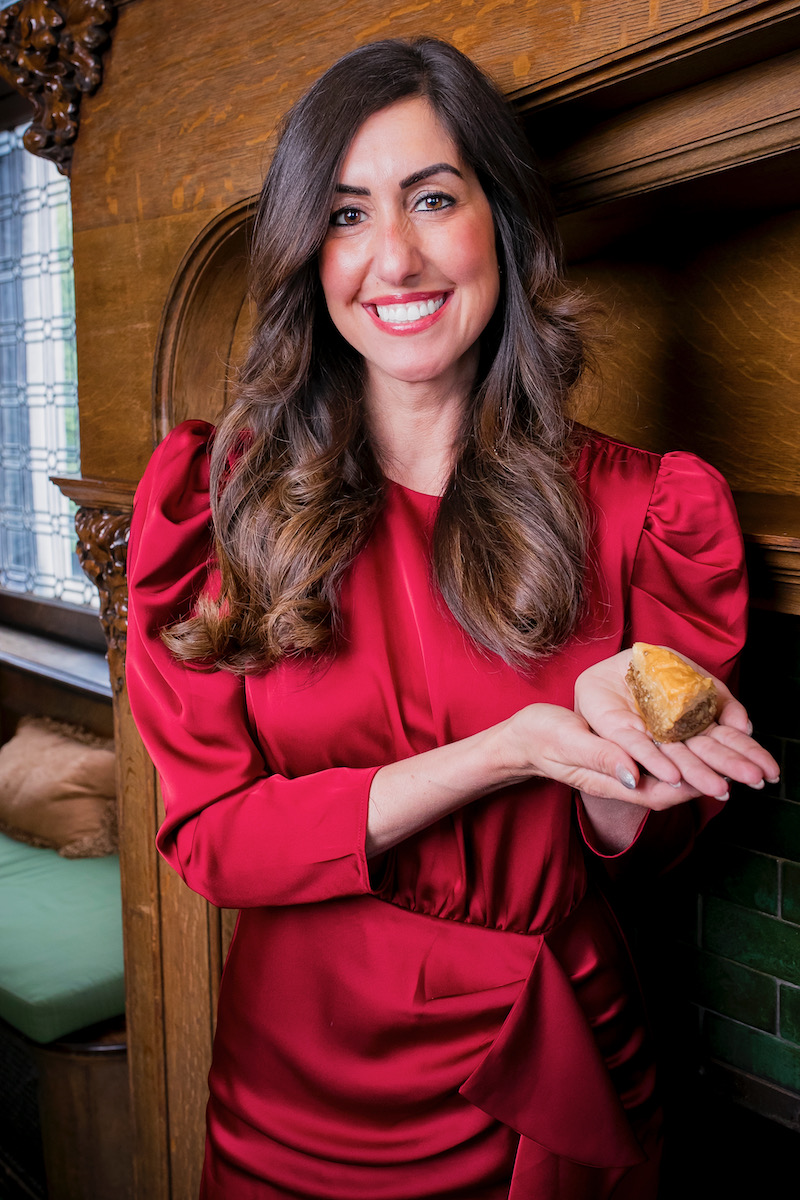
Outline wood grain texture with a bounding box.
[735,492,800,541]
[570,207,800,494]
[115,698,170,1199]
[153,198,254,436]
[736,491,800,612]
[74,0,775,233]
[158,841,215,1200]
[34,1037,133,1199]
[69,0,787,480]
[51,476,137,510]
[546,49,800,210]
[72,211,213,480]
[0,663,113,736]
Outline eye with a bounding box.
[330,206,365,227]
[413,192,454,213]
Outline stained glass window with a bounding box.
[0,122,95,608]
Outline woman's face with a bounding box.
[318,97,500,401]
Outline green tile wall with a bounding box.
[702,843,779,915]
[631,610,800,1124]
[702,896,800,986]
[704,1013,800,1094]
[785,862,800,926]
[691,948,776,1032]
[780,984,800,1044]
[692,610,800,1107]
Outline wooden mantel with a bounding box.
[735,493,800,616]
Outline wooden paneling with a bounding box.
[34,1033,133,1200]
[114,697,169,1198]
[158,829,215,1200]
[76,0,772,232]
[153,199,254,436]
[72,212,213,479]
[736,492,800,615]
[569,206,800,495]
[71,0,796,481]
[0,665,113,741]
[545,50,800,211]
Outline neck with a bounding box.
[365,382,467,495]
[364,361,476,496]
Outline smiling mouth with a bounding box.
[374,296,446,324]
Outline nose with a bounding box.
[371,215,423,285]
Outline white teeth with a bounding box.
[375,296,445,323]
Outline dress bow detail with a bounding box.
[422,892,650,1169]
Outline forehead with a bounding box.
[338,97,464,179]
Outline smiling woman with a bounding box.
[124,35,777,1200]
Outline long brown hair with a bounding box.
[165,37,590,672]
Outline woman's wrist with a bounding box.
[366,723,515,857]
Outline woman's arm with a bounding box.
[366,703,638,857]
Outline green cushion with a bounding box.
[0,832,125,1043]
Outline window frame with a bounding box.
[0,84,103,655]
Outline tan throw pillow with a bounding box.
[0,716,118,858]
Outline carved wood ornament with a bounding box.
[0,0,115,174]
[74,504,129,692]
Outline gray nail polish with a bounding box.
[617,767,637,790]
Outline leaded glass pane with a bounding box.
[0,123,95,608]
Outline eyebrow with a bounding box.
[400,162,463,189]
[334,162,464,197]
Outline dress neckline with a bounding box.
[385,477,443,503]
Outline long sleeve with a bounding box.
[125,421,380,909]
[580,449,749,873]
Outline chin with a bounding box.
[369,348,479,393]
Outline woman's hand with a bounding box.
[574,649,780,810]
[495,702,671,802]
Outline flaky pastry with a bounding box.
[625,642,718,743]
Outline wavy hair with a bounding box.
[165,37,590,672]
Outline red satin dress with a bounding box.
[126,421,748,1199]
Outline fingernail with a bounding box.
[714,791,730,802]
[669,781,683,789]
[617,767,637,790]
[767,776,780,785]
[746,720,753,736]
[749,780,765,790]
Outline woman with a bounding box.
[126,37,778,1199]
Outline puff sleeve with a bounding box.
[125,421,380,909]
[581,450,749,872]
[626,451,747,684]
